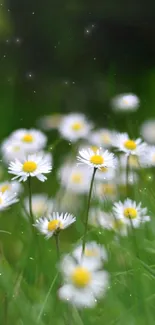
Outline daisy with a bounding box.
[143,145,155,167]
[112,132,146,156]
[77,148,116,170]
[95,166,116,182]
[90,128,115,148]
[140,119,155,144]
[0,191,19,210]
[95,182,117,201]
[10,128,47,152]
[59,254,109,308]
[37,113,64,130]
[73,242,107,269]
[8,153,52,182]
[0,181,22,195]
[1,138,25,163]
[113,198,150,228]
[59,163,92,194]
[24,194,54,219]
[111,93,139,112]
[58,113,92,142]
[34,212,76,239]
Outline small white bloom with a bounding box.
[77,148,116,170]
[0,191,19,210]
[112,132,146,156]
[58,113,92,142]
[59,254,109,308]
[90,128,115,148]
[113,198,150,228]
[140,119,155,144]
[1,138,25,163]
[10,128,47,152]
[0,181,22,195]
[143,145,155,167]
[95,182,117,201]
[95,166,116,182]
[24,194,54,219]
[37,113,64,130]
[34,212,76,238]
[59,163,92,194]
[8,153,52,182]
[73,242,107,269]
[111,93,139,112]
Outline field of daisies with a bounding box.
[1,93,155,324]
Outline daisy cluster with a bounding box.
[1,105,155,313]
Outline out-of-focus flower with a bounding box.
[90,129,115,148]
[0,191,19,210]
[58,113,92,142]
[37,113,64,130]
[10,128,47,152]
[73,241,107,269]
[59,163,91,194]
[1,139,25,163]
[112,132,146,156]
[0,181,22,195]
[140,119,155,144]
[95,166,116,182]
[34,212,76,239]
[8,153,52,182]
[24,194,54,219]
[77,148,116,170]
[111,93,139,112]
[113,198,150,228]
[58,254,109,308]
[95,182,117,201]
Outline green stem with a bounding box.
[126,154,130,197]
[28,176,34,227]
[54,234,60,260]
[82,168,97,255]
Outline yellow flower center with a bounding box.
[90,155,104,165]
[13,146,20,152]
[113,219,124,230]
[123,98,129,105]
[71,173,82,184]
[100,167,108,173]
[71,267,91,288]
[101,134,110,144]
[84,248,98,257]
[22,134,33,143]
[71,122,83,131]
[124,140,137,150]
[0,184,10,193]
[100,184,115,195]
[23,161,37,173]
[0,197,3,204]
[90,146,99,154]
[48,219,63,231]
[124,207,137,219]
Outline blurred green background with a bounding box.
[1,0,155,138]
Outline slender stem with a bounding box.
[4,294,8,325]
[54,234,60,260]
[82,168,97,255]
[28,176,34,226]
[126,154,130,197]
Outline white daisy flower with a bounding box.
[143,145,155,167]
[24,194,54,219]
[59,163,92,194]
[73,242,107,269]
[8,153,52,182]
[0,191,19,210]
[95,182,117,201]
[140,119,155,144]
[1,138,25,163]
[90,128,115,148]
[59,254,109,308]
[34,212,76,239]
[77,148,116,170]
[0,181,22,195]
[111,93,139,112]
[10,128,47,152]
[112,132,146,156]
[95,166,116,182]
[58,113,92,142]
[113,198,150,228]
[37,113,64,130]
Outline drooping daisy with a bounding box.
[113,198,150,228]
[0,191,19,210]
[95,182,117,201]
[111,93,139,112]
[90,128,115,148]
[10,128,47,152]
[0,181,22,195]
[73,242,107,269]
[34,212,76,239]
[140,119,155,144]
[1,138,25,163]
[8,153,52,182]
[59,254,109,308]
[59,163,92,194]
[112,132,146,156]
[24,194,54,219]
[58,113,92,142]
[77,148,116,170]
[37,113,64,130]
